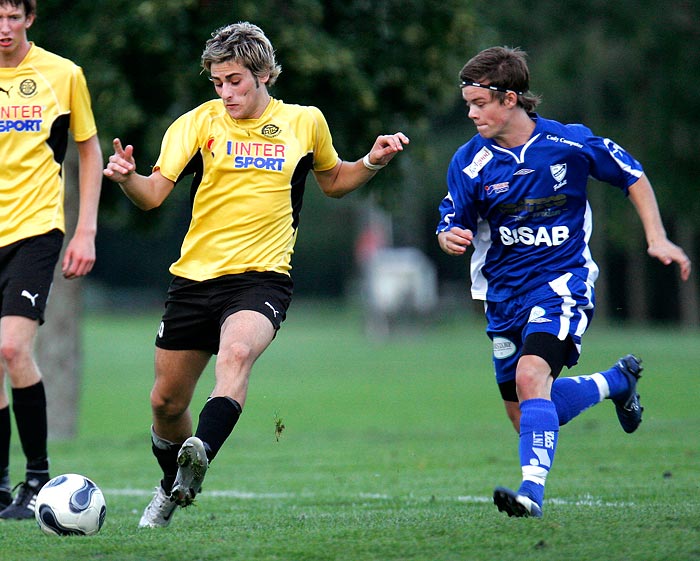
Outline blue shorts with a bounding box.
[486,272,595,386]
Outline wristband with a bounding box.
[362,154,386,171]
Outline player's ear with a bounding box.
[259,71,271,86]
[25,13,36,29]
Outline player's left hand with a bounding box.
[366,132,410,166]
[61,232,96,279]
[647,239,692,281]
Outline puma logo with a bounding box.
[0,85,12,97]
[21,290,39,307]
[264,301,279,318]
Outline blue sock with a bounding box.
[551,374,608,425]
[599,364,630,399]
[517,398,559,507]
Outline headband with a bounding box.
[460,81,524,95]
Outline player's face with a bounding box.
[210,60,270,120]
[0,3,33,66]
[462,86,510,140]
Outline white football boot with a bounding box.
[139,485,178,528]
[171,436,208,507]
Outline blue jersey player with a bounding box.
[437,46,691,518]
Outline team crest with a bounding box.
[261,124,281,138]
[19,79,37,98]
[550,163,567,191]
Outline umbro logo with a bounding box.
[21,290,39,307]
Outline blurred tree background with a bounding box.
[32,0,698,323]
[28,0,698,437]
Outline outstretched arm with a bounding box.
[103,138,175,211]
[313,132,410,198]
[628,175,691,281]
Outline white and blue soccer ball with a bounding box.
[34,473,106,536]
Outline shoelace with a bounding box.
[10,482,38,507]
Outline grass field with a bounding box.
[1,302,699,560]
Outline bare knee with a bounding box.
[0,317,38,375]
[150,386,188,421]
[0,338,34,379]
[515,369,539,396]
[217,341,255,370]
[1,338,21,366]
[515,354,552,401]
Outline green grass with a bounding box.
[2,302,699,561]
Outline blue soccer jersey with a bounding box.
[437,115,644,302]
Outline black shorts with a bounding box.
[0,230,64,324]
[155,271,294,354]
[498,332,574,402]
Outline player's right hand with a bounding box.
[438,227,474,256]
[103,138,136,183]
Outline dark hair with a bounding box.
[1,0,36,16]
[460,46,540,112]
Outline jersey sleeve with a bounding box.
[307,106,339,172]
[154,110,202,182]
[571,124,644,193]
[436,150,479,234]
[68,66,97,142]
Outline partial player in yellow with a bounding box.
[0,0,102,519]
[104,21,409,528]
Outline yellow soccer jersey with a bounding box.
[0,44,98,247]
[154,97,339,281]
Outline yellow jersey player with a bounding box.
[0,0,102,519]
[104,21,409,528]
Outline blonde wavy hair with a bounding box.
[201,22,282,86]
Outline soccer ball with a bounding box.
[34,474,106,536]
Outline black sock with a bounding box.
[195,397,242,462]
[12,382,49,484]
[0,406,10,489]
[150,429,180,494]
